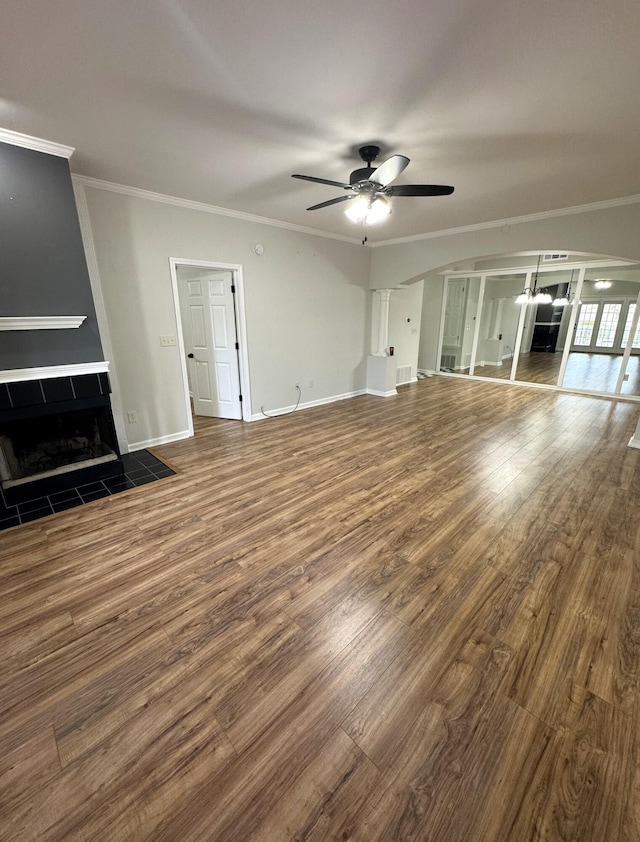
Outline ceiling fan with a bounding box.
[292,145,454,224]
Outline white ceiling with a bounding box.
[2,0,640,243]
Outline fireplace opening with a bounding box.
[0,407,118,489]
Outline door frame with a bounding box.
[169,258,252,432]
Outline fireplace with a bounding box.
[0,371,124,506]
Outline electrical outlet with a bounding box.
[160,334,177,346]
[126,411,138,423]
[294,381,300,389]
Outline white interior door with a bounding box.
[442,279,466,347]
[178,269,242,420]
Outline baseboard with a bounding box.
[127,429,192,451]
[250,389,367,421]
[629,435,640,449]
[365,388,398,397]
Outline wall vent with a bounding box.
[396,365,412,385]
[542,253,569,262]
[440,354,456,370]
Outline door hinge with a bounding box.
[235,341,239,350]
[231,284,236,293]
[239,394,243,402]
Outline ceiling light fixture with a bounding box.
[516,255,551,304]
[594,279,612,290]
[345,195,391,224]
[552,269,573,306]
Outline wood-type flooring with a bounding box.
[470,350,640,394]
[2,376,640,841]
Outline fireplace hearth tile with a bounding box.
[49,488,83,503]
[103,476,136,492]
[80,487,111,503]
[20,496,51,513]
[0,449,175,531]
[129,474,156,487]
[52,496,84,514]
[21,505,54,523]
[76,481,107,495]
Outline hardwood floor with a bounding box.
[2,377,640,841]
[470,350,640,394]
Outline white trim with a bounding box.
[371,194,640,247]
[73,175,361,245]
[468,274,486,375]
[442,258,633,279]
[0,316,86,331]
[364,388,398,398]
[0,360,109,384]
[169,258,253,428]
[73,182,130,454]
[0,128,74,158]
[628,436,640,449]
[251,389,368,420]
[127,430,192,451]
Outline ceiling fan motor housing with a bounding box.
[349,166,376,185]
[350,144,381,184]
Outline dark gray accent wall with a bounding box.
[0,142,103,369]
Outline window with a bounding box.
[574,303,599,346]
[621,304,640,349]
[595,303,622,348]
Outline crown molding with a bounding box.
[0,316,87,331]
[0,127,74,158]
[371,193,640,248]
[72,175,361,245]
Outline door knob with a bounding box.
[187,353,194,358]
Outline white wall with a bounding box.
[81,185,371,448]
[388,281,424,379]
[417,274,445,373]
[378,200,640,374]
[370,201,640,290]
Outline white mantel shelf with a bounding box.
[0,361,110,384]
[0,316,87,331]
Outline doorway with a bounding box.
[435,255,640,401]
[169,259,252,433]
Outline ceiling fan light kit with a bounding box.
[345,195,391,224]
[291,144,454,227]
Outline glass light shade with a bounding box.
[552,296,569,306]
[345,195,391,224]
[515,291,530,304]
[345,196,369,222]
[534,291,553,304]
[594,280,612,290]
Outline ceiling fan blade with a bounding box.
[292,174,351,189]
[386,184,455,196]
[370,155,410,187]
[306,195,354,211]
